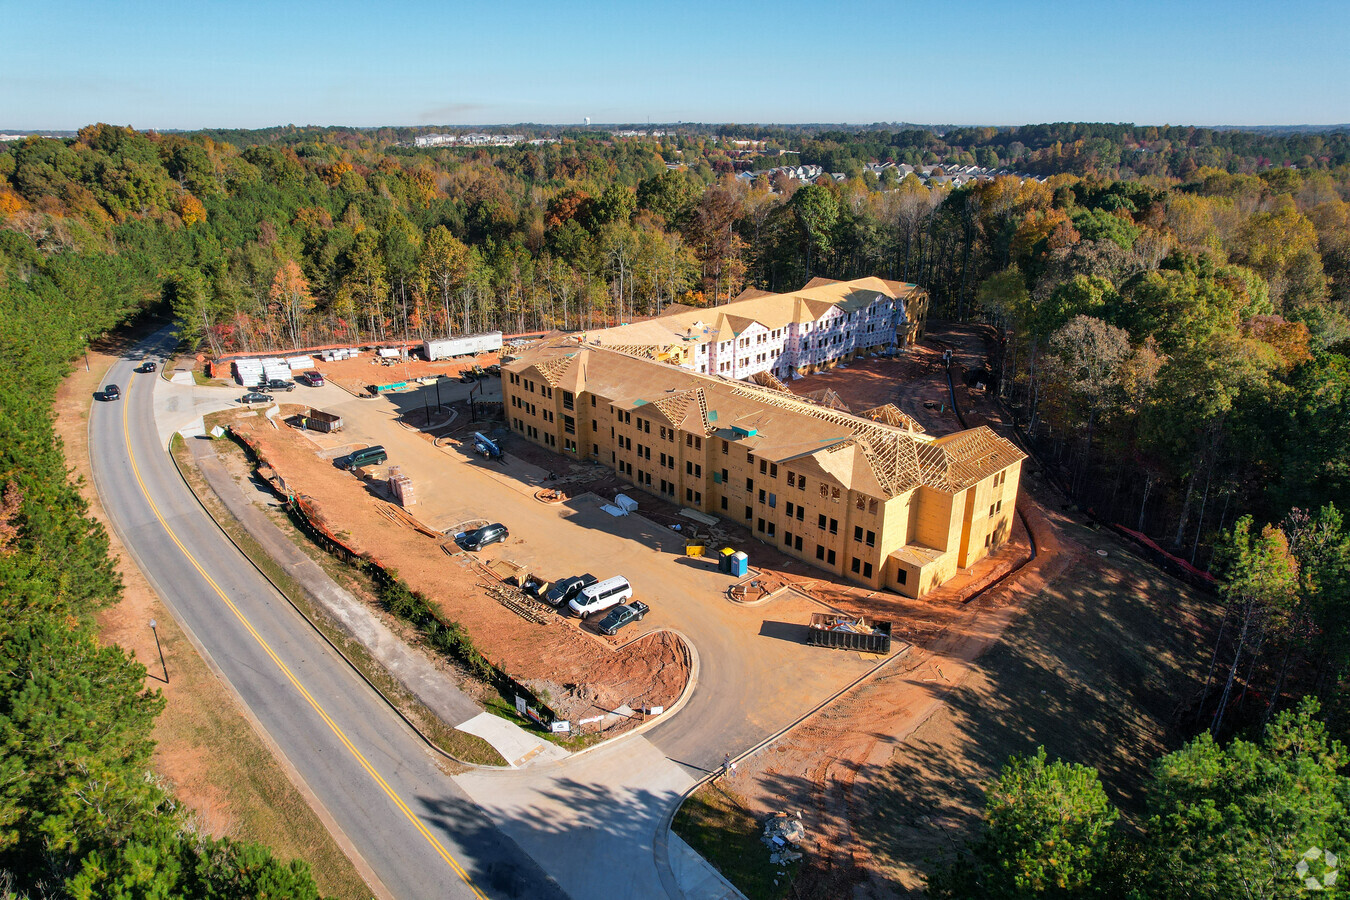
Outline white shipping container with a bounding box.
[377,348,401,359]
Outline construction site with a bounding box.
[166,320,1219,898]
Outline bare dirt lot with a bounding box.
[227,410,691,726]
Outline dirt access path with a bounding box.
[703,325,1219,898]
[52,328,373,900]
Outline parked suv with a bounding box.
[298,370,324,387]
[544,574,598,607]
[456,523,508,551]
[338,445,387,469]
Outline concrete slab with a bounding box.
[454,736,697,900]
[455,712,568,768]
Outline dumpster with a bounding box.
[806,614,893,654]
[685,543,706,558]
[729,551,749,577]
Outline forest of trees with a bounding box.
[2,120,1349,896]
[0,155,326,894]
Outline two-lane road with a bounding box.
[89,339,566,900]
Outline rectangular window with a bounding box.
[747,451,755,464]
[864,562,873,578]
[816,545,825,561]
[563,415,576,435]
[856,496,866,511]
[770,463,778,478]
[787,471,796,487]
[720,496,728,510]
[786,502,794,517]
[794,535,803,551]
[767,521,775,537]
[757,518,765,533]
[721,440,729,454]
[866,530,876,547]
[745,506,752,521]
[746,477,754,491]
[818,514,827,530]
[820,484,829,498]
[831,487,841,502]
[798,478,806,492]
[897,568,908,585]
[562,390,575,410]
[592,420,598,432]
[990,505,997,518]
[721,468,729,482]
[758,489,766,504]
[829,518,838,534]
[985,533,992,548]
[869,499,878,514]
[591,395,597,406]
[759,459,767,474]
[851,557,862,574]
[854,526,863,542]
[827,549,836,565]
[796,506,804,521]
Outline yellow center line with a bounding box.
[120,374,487,899]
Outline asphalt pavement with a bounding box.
[88,332,566,900]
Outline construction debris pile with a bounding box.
[762,811,806,866]
[811,616,878,635]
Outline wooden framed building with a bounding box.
[502,343,1024,598]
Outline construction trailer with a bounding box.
[422,332,503,361]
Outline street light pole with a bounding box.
[149,619,168,683]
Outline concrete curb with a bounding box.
[653,643,913,900]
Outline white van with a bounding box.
[569,576,633,617]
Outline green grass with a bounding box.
[672,784,798,900]
[172,436,508,768]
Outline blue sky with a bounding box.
[5,0,1348,130]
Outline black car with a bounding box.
[240,391,273,404]
[543,574,598,607]
[456,523,508,551]
[103,384,121,400]
[136,361,156,373]
[596,601,650,636]
[266,378,296,392]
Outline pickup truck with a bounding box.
[596,601,649,635]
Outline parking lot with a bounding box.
[246,376,895,770]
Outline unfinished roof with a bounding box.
[580,276,923,353]
[506,345,1024,499]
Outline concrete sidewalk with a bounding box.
[455,735,744,900]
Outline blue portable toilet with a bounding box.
[730,551,749,577]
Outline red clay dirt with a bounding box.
[226,412,689,727]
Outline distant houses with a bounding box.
[413,132,529,148]
[737,160,1046,191]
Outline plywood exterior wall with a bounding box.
[501,361,1020,598]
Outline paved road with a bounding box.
[89,334,566,900]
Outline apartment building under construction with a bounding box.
[501,340,1025,598]
[580,276,928,381]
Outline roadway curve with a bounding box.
[88,333,565,900]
